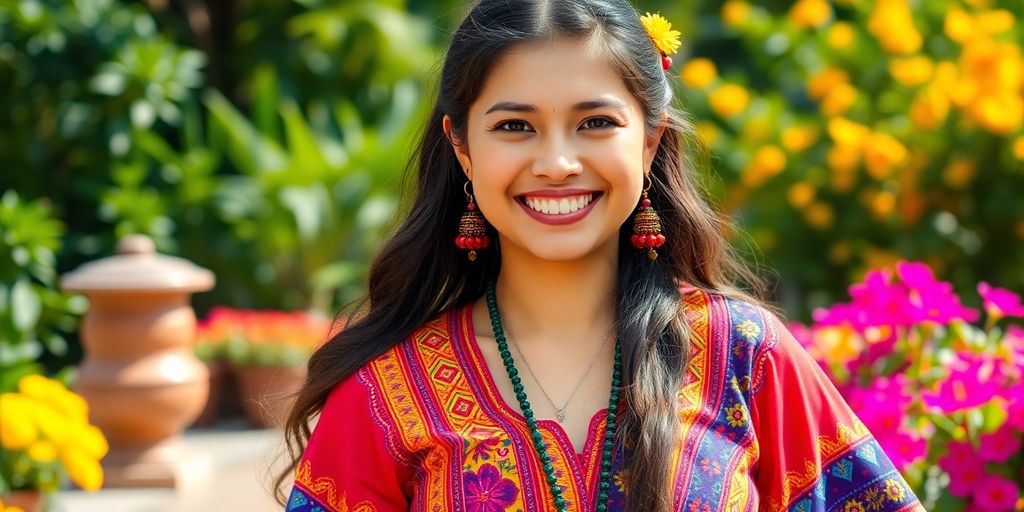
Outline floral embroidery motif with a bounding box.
[736,320,762,340]
[844,499,867,512]
[724,402,748,427]
[462,463,520,512]
[883,478,905,502]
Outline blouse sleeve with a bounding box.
[751,316,925,512]
[284,371,413,512]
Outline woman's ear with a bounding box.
[442,114,473,180]
[643,113,668,171]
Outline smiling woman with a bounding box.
[275,1,926,511]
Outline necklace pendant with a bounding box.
[555,409,566,423]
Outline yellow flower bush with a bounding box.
[678,0,1023,321]
[0,375,108,495]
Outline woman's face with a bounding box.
[445,37,664,263]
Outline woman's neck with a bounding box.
[493,241,618,348]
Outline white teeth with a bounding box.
[522,194,594,215]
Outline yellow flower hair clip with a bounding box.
[640,12,681,70]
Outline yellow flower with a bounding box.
[788,182,817,209]
[888,56,934,87]
[27,440,58,463]
[709,84,750,118]
[69,424,110,459]
[1013,136,1024,160]
[782,125,819,152]
[830,166,858,193]
[61,447,104,491]
[945,8,975,43]
[943,159,977,188]
[805,201,835,229]
[975,10,1015,35]
[827,117,870,148]
[0,394,37,449]
[821,83,858,117]
[863,132,908,180]
[866,189,896,219]
[869,0,922,54]
[827,22,856,50]
[640,12,682,56]
[753,145,787,175]
[808,68,849,101]
[681,58,717,89]
[725,403,747,427]
[721,0,750,28]
[910,87,950,131]
[788,0,831,28]
[969,93,1024,135]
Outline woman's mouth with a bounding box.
[516,192,603,225]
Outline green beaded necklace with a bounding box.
[485,281,622,512]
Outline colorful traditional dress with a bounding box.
[285,291,925,511]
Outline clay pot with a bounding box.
[4,489,43,512]
[234,365,307,428]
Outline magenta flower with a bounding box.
[1005,383,1024,431]
[463,464,519,512]
[978,425,1022,463]
[945,456,986,498]
[922,355,1002,414]
[978,282,1024,319]
[973,474,1020,512]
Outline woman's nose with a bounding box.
[531,135,583,181]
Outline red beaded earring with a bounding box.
[455,180,490,261]
[631,174,666,260]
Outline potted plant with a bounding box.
[190,308,234,427]
[198,308,331,428]
[0,375,108,512]
[793,261,1023,511]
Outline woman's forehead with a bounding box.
[471,38,640,117]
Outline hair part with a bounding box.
[275,1,766,510]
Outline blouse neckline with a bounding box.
[454,303,610,466]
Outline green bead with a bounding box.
[553,496,566,507]
[531,431,543,443]
[546,474,558,485]
[607,412,616,421]
[600,470,611,479]
[542,462,554,473]
[524,409,534,420]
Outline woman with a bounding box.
[276,1,925,510]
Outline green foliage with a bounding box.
[0,191,86,378]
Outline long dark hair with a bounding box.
[275,1,765,510]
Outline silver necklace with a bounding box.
[506,322,614,423]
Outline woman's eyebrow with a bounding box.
[484,98,627,115]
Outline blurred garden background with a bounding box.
[1,0,1023,510]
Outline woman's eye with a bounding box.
[495,120,531,132]
[581,117,616,130]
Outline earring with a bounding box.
[631,174,665,261]
[455,179,489,261]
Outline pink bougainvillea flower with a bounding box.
[1004,383,1024,431]
[978,282,1024,320]
[973,474,1020,512]
[938,440,977,473]
[922,355,1003,414]
[944,454,986,498]
[978,424,1022,463]
[845,375,912,435]
[896,261,979,324]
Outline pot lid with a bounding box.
[62,235,215,293]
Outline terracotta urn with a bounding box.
[61,235,215,489]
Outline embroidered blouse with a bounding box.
[285,291,925,511]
